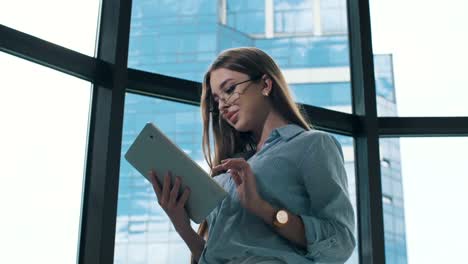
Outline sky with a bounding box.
[370,0,468,262]
[1,0,467,263]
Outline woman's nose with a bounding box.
[218,99,229,112]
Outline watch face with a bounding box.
[277,210,288,224]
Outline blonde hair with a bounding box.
[191,47,312,263]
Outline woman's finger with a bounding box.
[177,187,191,209]
[169,176,181,207]
[222,158,247,171]
[211,164,226,176]
[161,171,171,205]
[231,170,242,186]
[224,159,253,186]
[148,170,162,201]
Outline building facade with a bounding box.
[114,1,407,263]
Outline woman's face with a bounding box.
[210,68,269,132]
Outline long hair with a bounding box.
[191,47,312,263]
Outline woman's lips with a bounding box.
[223,105,240,122]
[223,110,238,122]
[229,111,239,123]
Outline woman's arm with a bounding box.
[255,133,356,262]
[254,200,307,249]
[294,133,356,262]
[178,226,206,263]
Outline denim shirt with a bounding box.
[198,124,356,264]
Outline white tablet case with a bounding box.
[124,122,228,224]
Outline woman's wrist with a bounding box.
[253,200,308,249]
[177,224,206,262]
[176,222,194,236]
[252,199,277,226]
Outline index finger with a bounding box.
[222,158,248,170]
[148,170,162,200]
[211,164,227,175]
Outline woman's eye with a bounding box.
[225,85,235,94]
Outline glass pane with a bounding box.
[116,94,204,264]
[380,137,468,263]
[371,1,468,116]
[0,52,91,263]
[379,137,407,263]
[227,0,265,35]
[127,0,359,114]
[274,0,314,34]
[0,0,100,56]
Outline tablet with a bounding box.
[124,122,228,224]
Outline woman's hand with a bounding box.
[213,158,264,214]
[148,169,192,234]
[210,162,227,176]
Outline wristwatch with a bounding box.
[273,209,289,228]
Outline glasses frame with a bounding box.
[209,74,263,114]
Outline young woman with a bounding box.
[148,47,356,264]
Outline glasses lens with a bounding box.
[226,92,240,105]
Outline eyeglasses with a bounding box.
[209,74,262,114]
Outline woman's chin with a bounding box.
[232,120,250,132]
[228,114,251,132]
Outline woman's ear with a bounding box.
[261,74,273,95]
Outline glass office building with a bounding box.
[114,1,407,263]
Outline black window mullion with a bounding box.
[0,24,111,87]
[78,0,132,264]
[379,117,468,137]
[347,0,386,263]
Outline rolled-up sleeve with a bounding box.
[295,132,356,262]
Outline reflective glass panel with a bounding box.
[0,0,100,56]
[115,94,204,264]
[379,137,468,263]
[371,0,468,116]
[0,52,91,263]
[128,0,357,114]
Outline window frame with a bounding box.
[1,0,468,263]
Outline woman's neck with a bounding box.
[254,111,290,152]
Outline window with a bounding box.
[380,137,468,263]
[0,0,100,56]
[0,52,91,263]
[226,0,265,35]
[128,0,353,114]
[115,94,204,264]
[371,0,468,116]
[274,0,315,34]
[4,0,467,263]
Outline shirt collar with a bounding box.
[269,123,307,142]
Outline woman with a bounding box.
[148,47,356,264]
